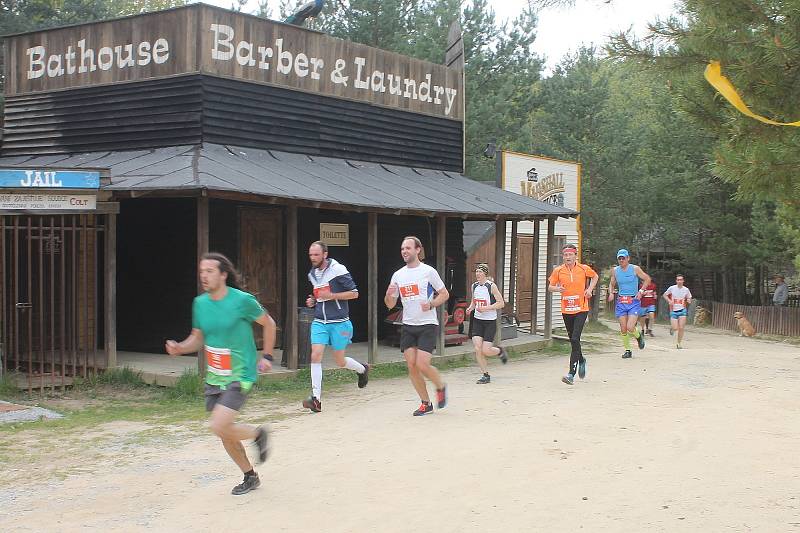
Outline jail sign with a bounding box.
[0,169,100,189]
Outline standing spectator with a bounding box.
[773,275,788,306]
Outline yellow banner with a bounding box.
[704,60,800,127]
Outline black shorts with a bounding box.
[470,318,497,342]
[204,381,248,412]
[400,324,438,353]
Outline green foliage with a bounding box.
[0,372,19,398]
[607,0,800,269]
[163,369,203,399]
[72,366,146,389]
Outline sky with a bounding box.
[201,0,678,74]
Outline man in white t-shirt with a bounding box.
[663,274,693,349]
[384,236,450,416]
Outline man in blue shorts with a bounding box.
[607,249,652,359]
[303,241,369,412]
[663,274,693,349]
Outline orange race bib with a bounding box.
[206,346,232,376]
[618,295,634,304]
[399,284,421,298]
[562,295,582,312]
[313,284,332,301]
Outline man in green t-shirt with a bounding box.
[166,252,277,495]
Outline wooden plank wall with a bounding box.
[709,301,800,337]
[1,74,463,171]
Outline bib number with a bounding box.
[672,298,685,309]
[313,284,332,301]
[399,284,421,299]
[618,295,634,304]
[562,295,581,312]
[474,298,488,308]
[206,346,232,376]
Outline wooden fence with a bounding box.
[708,301,800,337]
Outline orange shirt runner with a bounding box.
[548,263,598,314]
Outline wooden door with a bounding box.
[516,235,534,322]
[239,208,283,348]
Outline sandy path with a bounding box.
[2,324,799,532]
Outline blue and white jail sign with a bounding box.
[0,169,100,189]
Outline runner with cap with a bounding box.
[607,249,652,359]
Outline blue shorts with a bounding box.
[670,309,688,320]
[615,298,641,318]
[311,320,353,350]
[641,304,656,315]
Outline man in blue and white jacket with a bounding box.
[301,241,369,413]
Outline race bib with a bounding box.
[474,298,488,308]
[672,298,685,309]
[399,283,421,299]
[618,295,634,304]
[563,295,581,312]
[313,284,332,301]
[206,346,232,376]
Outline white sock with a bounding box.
[311,363,323,399]
[344,357,365,374]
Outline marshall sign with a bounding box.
[4,4,464,120]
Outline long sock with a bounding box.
[344,357,365,373]
[311,363,323,399]
[621,333,631,350]
[631,326,641,339]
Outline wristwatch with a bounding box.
[263,354,274,362]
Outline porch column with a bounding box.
[508,220,518,320]
[544,217,556,339]
[530,219,541,334]
[436,215,446,356]
[104,213,117,369]
[285,205,299,370]
[196,195,209,375]
[367,213,378,364]
[494,217,505,344]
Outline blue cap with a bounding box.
[617,249,629,258]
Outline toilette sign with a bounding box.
[5,4,463,120]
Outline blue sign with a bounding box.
[0,169,100,189]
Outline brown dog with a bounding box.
[733,311,756,337]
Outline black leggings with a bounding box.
[563,312,588,375]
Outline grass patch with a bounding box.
[72,366,146,390]
[0,372,20,399]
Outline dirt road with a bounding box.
[2,324,799,532]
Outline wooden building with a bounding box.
[0,4,575,389]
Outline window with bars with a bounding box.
[550,235,566,271]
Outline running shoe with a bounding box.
[676,343,682,350]
[436,385,448,409]
[562,374,574,385]
[647,329,654,337]
[302,396,322,413]
[231,473,260,495]
[622,350,633,359]
[499,346,508,364]
[254,425,269,464]
[476,374,491,384]
[357,363,370,388]
[636,330,646,350]
[578,358,586,379]
[413,401,434,416]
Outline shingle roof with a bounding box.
[0,144,577,219]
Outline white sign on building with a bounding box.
[502,151,581,330]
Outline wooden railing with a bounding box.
[708,301,800,337]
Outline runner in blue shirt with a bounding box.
[607,249,652,359]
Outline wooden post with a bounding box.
[285,205,299,370]
[508,220,518,319]
[196,195,209,375]
[436,215,446,356]
[104,213,117,369]
[531,219,540,334]
[367,213,378,364]
[494,217,505,344]
[543,218,556,339]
